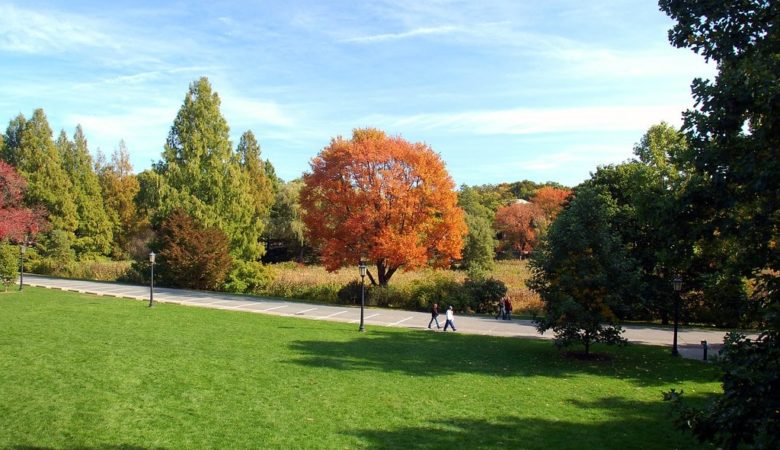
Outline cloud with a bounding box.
[517,145,629,171]
[341,25,460,43]
[220,96,295,128]
[0,3,117,53]
[66,105,179,168]
[371,104,685,136]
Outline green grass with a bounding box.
[1,288,721,449]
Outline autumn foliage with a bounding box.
[301,128,466,286]
[0,161,46,242]
[532,186,572,221]
[494,187,570,255]
[155,209,232,291]
[494,202,542,255]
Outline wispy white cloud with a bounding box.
[342,25,460,43]
[221,96,295,128]
[369,104,684,136]
[66,105,179,157]
[0,3,117,53]
[517,145,629,171]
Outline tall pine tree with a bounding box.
[58,126,113,257]
[155,78,271,260]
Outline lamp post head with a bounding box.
[20,243,26,254]
[358,262,366,278]
[149,251,156,264]
[673,275,682,292]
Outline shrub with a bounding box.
[409,275,472,313]
[337,280,371,305]
[38,259,132,281]
[0,243,18,290]
[224,260,274,294]
[154,209,232,291]
[464,277,508,313]
[369,285,410,308]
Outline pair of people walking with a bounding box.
[428,303,456,331]
[496,296,513,320]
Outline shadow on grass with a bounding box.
[347,396,704,450]
[289,329,719,386]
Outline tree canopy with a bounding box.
[530,185,639,355]
[301,128,466,286]
[154,77,273,261]
[658,0,779,447]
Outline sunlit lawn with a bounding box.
[0,287,720,449]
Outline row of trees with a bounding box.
[1,76,566,293]
[0,78,295,291]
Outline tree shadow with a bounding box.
[288,329,719,386]
[346,396,707,449]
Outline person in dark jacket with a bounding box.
[496,297,505,320]
[428,303,441,329]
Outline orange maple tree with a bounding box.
[300,128,466,286]
[531,186,572,221]
[494,202,542,255]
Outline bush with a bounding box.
[154,209,232,291]
[337,280,371,305]
[464,277,508,313]
[224,260,274,294]
[0,243,18,290]
[409,275,472,313]
[369,285,410,308]
[30,257,132,281]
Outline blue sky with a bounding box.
[0,1,712,187]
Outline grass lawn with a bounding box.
[1,288,720,449]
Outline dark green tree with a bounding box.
[458,185,496,273]
[529,186,640,355]
[659,0,780,448]
[585,123,691,323]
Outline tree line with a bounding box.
[0,76,566,294]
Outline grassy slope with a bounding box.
[0,288,719,449]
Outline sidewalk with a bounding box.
[24,274,729,361]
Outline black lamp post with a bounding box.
[149,251,156,307]
[672,275,683,356]
[18,241,27,291]
[358,262,366,332]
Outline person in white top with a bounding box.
[443,305,457,331]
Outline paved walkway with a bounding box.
[24,274,734,360]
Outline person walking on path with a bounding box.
[444,305,457,331]
[495,297,505,320]
[428,303,441,329]
[505,298,513,320]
